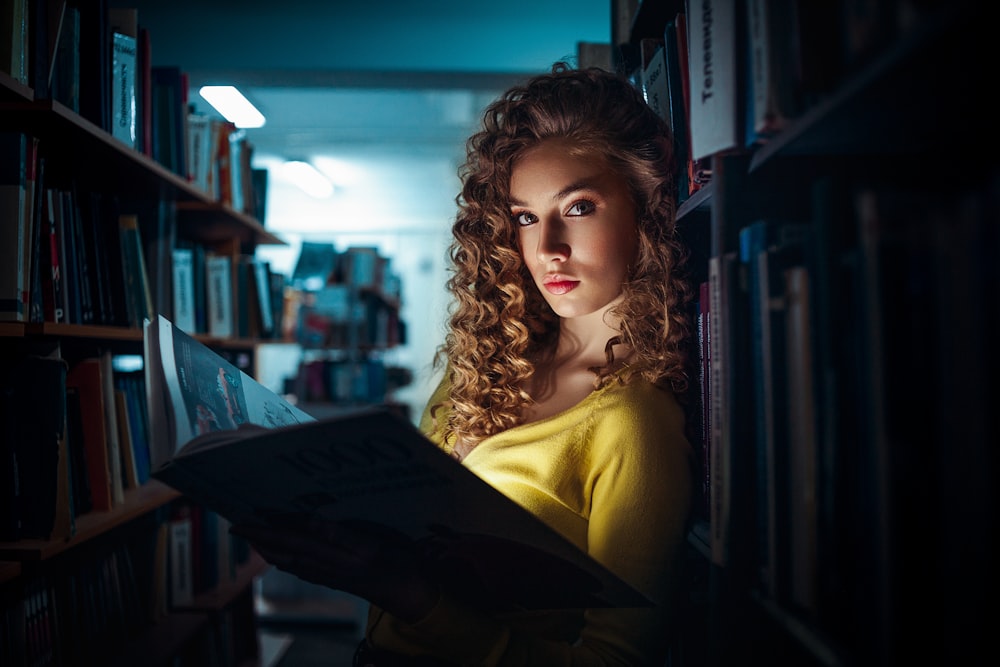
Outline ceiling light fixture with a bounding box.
[198,85,266,128]
[282,160,334,198]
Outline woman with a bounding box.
[238,63,695,666]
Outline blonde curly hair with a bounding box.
[432,63,691,447]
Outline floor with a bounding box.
[261,623,362,667]
[255,570,368,667]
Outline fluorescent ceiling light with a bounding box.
[282,160,334,198]
[199,85,266,128]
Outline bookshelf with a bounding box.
[0,4,284,665]
[619,1,993,666]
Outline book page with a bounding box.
[146,315,313,467]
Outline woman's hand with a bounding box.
[231,518,440,623]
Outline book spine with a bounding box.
[110,31,138,149]
[206,253,234,338]
[172,247,196,333]
[687,0,743,160]
[0,131,27,321]
[661,15,691,200]
[168,509,194,607]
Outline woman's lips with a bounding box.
[543,279,579,295]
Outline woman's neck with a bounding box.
[554,301,628,368]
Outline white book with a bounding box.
[110,31,138,149]
[205,254,233,338]
[186,113,214,193]
[168,515,194,607]
[172,247,196,333]
[687,0,742,160]
[641,43,670,124]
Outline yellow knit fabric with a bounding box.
[368,373,694,666]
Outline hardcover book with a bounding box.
[144,315,650,611]
[687,0,744,160]
[110,31,137,148]
[205,253,234,338]
[0,131,28,322]
[109,8,138,149]
[171,246,196,333]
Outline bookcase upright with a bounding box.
[617,0,993,665]
[0,3,283,664]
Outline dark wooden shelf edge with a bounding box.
[0,99,272,238]
[0,482,179,561]
[751,592,847,667]
[26,322,144,341]
[0,322,26,337]
[174,552,269,612]
[7,321,280,348]
[177,201,285,246]
[686,520,711,561]
[677,183,712,220]
[0,71,33,102]
[748,4,972,171]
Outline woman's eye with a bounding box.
[513,212,536,226]
[566,200,596,216]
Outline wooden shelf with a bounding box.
[0,482,179,561]
[686,520,711,561]
[25,322,144,341]
[177,201,285,247]
[0,98,281,247]
[0,322,26,337]
[0,71,32,103]
[677,182,712,221]
[752,593,847,667]
[749,5,979,171]
[176,552,269,613]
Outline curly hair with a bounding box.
[433,62,692,447]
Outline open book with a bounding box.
[144,315,650,611]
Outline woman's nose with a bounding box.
[536,219,570,263]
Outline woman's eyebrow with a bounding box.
[508,177,604,208]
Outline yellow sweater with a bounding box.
[368,373,694,666]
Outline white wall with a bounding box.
[253,150,459,422]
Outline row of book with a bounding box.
[0,1,264,218]
[292,357,413,408]
[0,500,251,666]
[1,129,284,340]
[0,344,152,542]
[173,241,286,341]
[628,0,942,198]
[290,241,404,300]
[694,169,995,639]
[292,285,405,351]
[285,241,406,350]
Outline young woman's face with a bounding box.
[510,140,639,320]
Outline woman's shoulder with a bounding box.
[584,377,692,480]
[593,374,682,421]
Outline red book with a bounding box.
[66,358,113,511]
